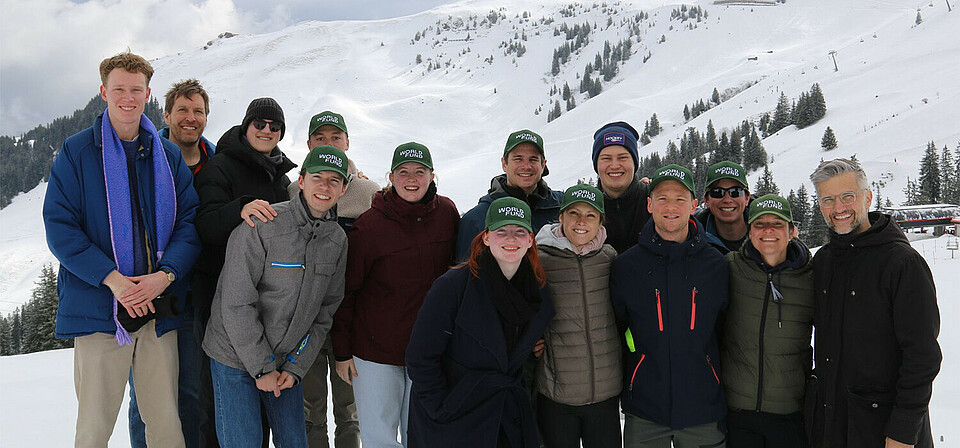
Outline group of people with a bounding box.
[42,51,941,448]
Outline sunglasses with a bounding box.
[252,119,282,133]
[707,186,747,199]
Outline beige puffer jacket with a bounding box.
[534,224,622,405]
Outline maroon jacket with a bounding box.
[331,184,459,365]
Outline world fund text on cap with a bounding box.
[706,161,749,190]
[748,194,793,224]
[308,111,347,136]
[560,183,605,215]
[649,164,695,194]
[302,145,349,182]
[485,197,533,233]
[391,142,433,171]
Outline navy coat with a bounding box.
[405,266,555,448]
[43,115,200,338]
[610,218,728,430]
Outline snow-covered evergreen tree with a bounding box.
[755,164,780,196]
[918,141,941,203]
[821,126,838,150]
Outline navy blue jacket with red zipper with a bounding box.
[610,218,729,430]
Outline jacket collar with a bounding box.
[829,212,907,250]
[217,125,296,180]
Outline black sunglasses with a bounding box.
[252,119,282,133]
[707,186,747,199]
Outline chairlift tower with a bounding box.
[829,50,839,71]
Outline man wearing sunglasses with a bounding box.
[697,161,751,254]
[192,97,297,447]
[807,158,940,448]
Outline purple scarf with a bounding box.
[101,110,177,345]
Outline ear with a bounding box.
[482,230,491,247]
[501,156,508,172]
[690,198,699,213]
[298,175,305,190]
[163,111,172,127]
[647,196,653,214]
[388,172,395,185]
[99,85,107,102]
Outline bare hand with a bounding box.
[533,339,545,358]
[255,371,282,397]
[277,371,296,391]
[356,170,369,180]
[121,272,169,305]
[336,359,358,386]
[640,176,652,185]
[241,199,278,227]
[885,437,913,448]
[105,271,155,317]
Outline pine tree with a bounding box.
[806,197,829,247]
[770,92,792,134]
[10,308,22,355]
[939,145,959,204]
[683,104,691,121]
[918,142,941,203]
[742,128,767,172]
[562,82,571,101]
[821,127,838,150]
[902,177,921,206]
[755,164,780,196]
[0,316,11,356]
[793,184,811,229]
[711,87,721,104]
[704,121,719,154]
[647,113,661,137]
[727,129,743,165]
[809,83,827,121]
[27,264,68,352]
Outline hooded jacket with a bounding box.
[192,125,297,315]
[43,115,200,338]
[534,224,621,406]
[695,206,748,254]
[454,174,563,261]
[330,184,459,366]
[722,239,814,414]
[601,174,651,254]
[202,195,347,381]
[405,266,555,448]
[808,212,940,448]
[610,218,728,429]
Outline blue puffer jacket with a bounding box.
[43,115,200,338]
[610,218,729,430]
[454,174,562,261]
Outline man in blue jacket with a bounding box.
[42,51,200,448]
[128,78,215,448]
[455,129,563,261]
[611,164,728,448]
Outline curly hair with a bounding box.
[99,51,154,86]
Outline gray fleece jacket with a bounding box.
[202,193,348,380]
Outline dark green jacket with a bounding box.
[721,239,814,414]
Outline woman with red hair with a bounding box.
[405,197,555,448]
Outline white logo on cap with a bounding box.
[572,189,597,201]
[316,153,343,167]
[315,115,340,124]
[399,149,423,159]
[499,206,526,219]
[715,166,741,177]
[658,168,686,180]
[756,199,784,210]
[515,133,539,144]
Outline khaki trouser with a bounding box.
[302,337,360,448]
[74,320,184,448]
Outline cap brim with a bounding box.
[488,219,534,233]
[748,210,792,224]
[305,166,348,181]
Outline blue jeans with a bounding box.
[128,304,200,448]
[210,359,307,448]
[352,357,412,448]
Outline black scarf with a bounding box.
[477,250,541,356]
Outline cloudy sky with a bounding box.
[0,0,455,136]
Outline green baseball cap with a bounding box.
[560,183,605,215]
[391,142,433,171]
[748,194,793,224]
[302,145,349,182]
[485,197,533,233]
[503,129,549,176]
[649,164,695,194]
[706,161,748,190]
[308,111,347,136]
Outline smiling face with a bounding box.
[245,119,280,155]
[389,162,434,203]
[502,143,545,195]
[596,145,635,197]
[307,125,349,152]
[163,93,207,148]
[749,215,796,266]
[100,68,150,137]
[648,180,698,243]
[704,178,750,226]
[483,225,533,265]
[299,171,347,218]
[816,171,872,235]
[560,203,602,247]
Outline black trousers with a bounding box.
[726,408,809,448]
[536,394,621,448]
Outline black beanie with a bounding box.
[241,97,285,141]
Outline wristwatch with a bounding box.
[159,268,176,283]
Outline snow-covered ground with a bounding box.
[2,235,957,446]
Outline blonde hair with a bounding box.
[99,51,154,86]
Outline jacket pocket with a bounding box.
[845,387,895,447]
[706,355,720,385]
[628,353,646,394]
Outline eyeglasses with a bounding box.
[707,186,747,199]
[819,190,865,209]
[252,119,282,133]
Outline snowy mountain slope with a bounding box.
[1,0,957,310]
[3,235,958,447]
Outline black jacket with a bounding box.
[601,175,650,254]
[610,218,729,429]
[808,212,941,448]
[192,125,297,314]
